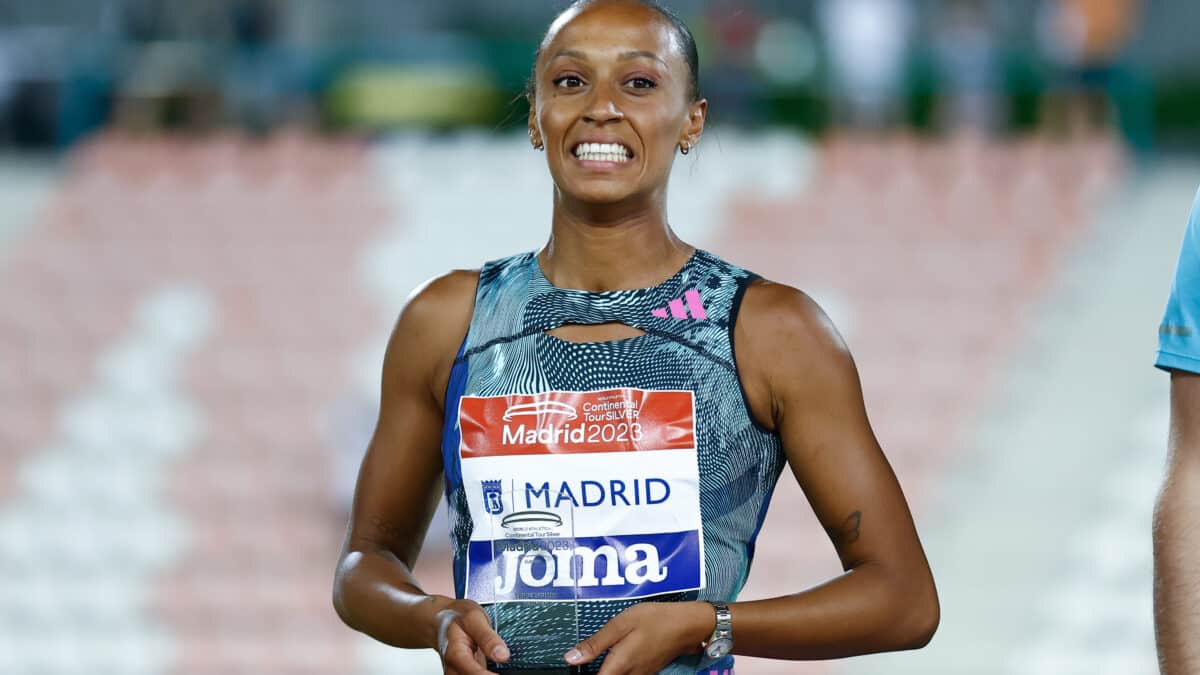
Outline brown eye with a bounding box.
[553,75,584,88]
[627,77,657,89]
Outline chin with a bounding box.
[576,189,636,205]
[565,177,644,204]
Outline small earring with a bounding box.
[680,142,690,155]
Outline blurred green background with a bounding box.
[0,0,1192,147]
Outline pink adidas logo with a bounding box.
[651,289,708,320]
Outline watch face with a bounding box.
[705,637,733,659]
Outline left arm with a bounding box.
[568,281,938,672]
[714,282,939,658]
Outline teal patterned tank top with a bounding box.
[439,248,785,674]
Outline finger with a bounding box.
[444,644,485,674]
[444,646,488,675]
[460,605,510,663]
[566,613,630,666]
[594,645,632,675]
[473,646,487,669]
[596,660,631,675]
[443,624,491,675]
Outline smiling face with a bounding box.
[529,0,706,207]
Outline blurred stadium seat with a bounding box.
[0,126,1149,674]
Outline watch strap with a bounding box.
[710,601,732,639]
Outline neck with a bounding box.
[540,190,693,292]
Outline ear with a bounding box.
[680,98,708,149]
[527,101,543,149]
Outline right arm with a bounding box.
[1155,371,1200,674]
[331,269,510,673]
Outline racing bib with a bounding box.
[457,388,705,603]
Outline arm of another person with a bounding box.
[331,269,511,674]
[1155,372,1200,674]
[1154,186,1200,675]
[566,281,939,672]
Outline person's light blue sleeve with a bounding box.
[1157,186,1200,373]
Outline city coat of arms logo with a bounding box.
[482,479,504,515]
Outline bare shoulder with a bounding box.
[738,278,851,365]
[735,278,855,429]
[384,268,481,407]
[399,268,480,334]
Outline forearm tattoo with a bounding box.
[368,515,407,540]
[825,510,862,547]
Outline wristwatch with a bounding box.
[702,602,733,659]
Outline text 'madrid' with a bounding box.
[457,388,705,603]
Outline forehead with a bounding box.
[542,2,681,64]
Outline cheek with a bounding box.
[538,112,573,151]
[642,114,686,162]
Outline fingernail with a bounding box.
[492,645,510,661]
[565,649,582,663]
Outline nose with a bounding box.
[582,85,624,125]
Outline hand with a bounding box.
[435,599,510,675]
[565,601,715,674]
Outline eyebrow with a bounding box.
[550,49,667,67]
[619,50,667,66]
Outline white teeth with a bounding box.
[573,142,631,162]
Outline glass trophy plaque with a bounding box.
[485,486,581,670]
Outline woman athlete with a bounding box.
[332,1,939,673]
